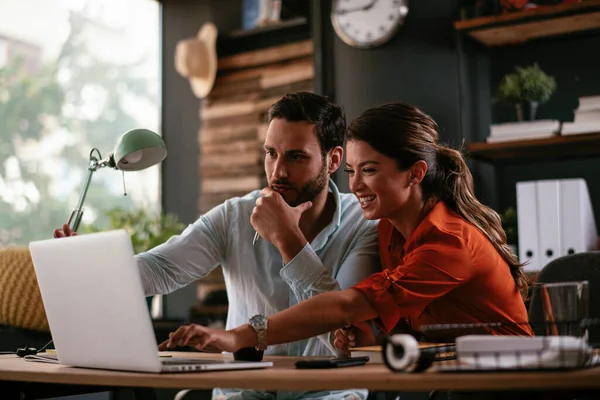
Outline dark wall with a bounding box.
[324,0,465,192]
[160,0,241,319]
[487,34,600,227]
[161,0,240,225]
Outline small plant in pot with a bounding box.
[497,63,557,121]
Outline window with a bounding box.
[0,0,161,245]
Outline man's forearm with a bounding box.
[273,227,308,264]
[234,289,378,348]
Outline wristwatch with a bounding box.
[248,314,268,351]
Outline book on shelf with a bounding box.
[486,120,560,143]
[562,95,600,135]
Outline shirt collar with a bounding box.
[386,201,446,257]
[310,179,342,251]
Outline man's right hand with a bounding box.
[53,223,77,238]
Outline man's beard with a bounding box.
[271,158,328,207]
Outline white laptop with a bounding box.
[28,229,273,373]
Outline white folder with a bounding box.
[516,181,540,272]
[559,179,598,256]
[536,180,562,269]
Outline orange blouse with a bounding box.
[353,201,533,337]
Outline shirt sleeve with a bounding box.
[353,229,473,333]
[279,221,380,353]
[136,201,231,296]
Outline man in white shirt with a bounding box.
[56,92,380,400]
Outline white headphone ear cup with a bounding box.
[383,334,420,372]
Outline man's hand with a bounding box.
[158,324,241,353]
[334,321,377,355]
[251,187,312,248]
[53,223,77,239]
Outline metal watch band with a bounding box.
[255,326,268,351]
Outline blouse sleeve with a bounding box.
[352,228,474,333]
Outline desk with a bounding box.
[1,352,600,393]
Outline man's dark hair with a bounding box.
[268,92,346,155]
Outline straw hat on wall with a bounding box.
[174,22,218,99]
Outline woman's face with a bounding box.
[345,140,412,221]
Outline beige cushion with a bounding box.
[0,247,49,331]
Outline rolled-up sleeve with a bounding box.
[353,230,473,333]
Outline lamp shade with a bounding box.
[112,129,167,171]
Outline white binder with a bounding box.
[516,181,540,272]
[536,180,562,268]
[516,178,598,272]
[559,179,598,256]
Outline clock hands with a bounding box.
[335,0,378,15]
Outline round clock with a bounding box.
[331,0,409,49]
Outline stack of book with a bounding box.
[486,120,560,143]
[562,95,600,135]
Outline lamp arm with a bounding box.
[67,148,112,233]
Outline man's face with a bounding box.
[264,118,329,207]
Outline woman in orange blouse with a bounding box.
[160,102,533,354]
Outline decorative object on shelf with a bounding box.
[500,0,532,12]
[497,63,556,121]
[330,0,409,48]
[454,0,600,47]
[562,95,600,135]
[243,0,282,29]
[66,129,167,234]
[174,22,218,99]
[460,0,502,19]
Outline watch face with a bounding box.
[331,0,408,48]
[249,314,267,329]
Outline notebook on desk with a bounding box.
[29,230,273,373]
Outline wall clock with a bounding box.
[331,0,409,49]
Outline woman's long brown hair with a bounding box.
[347,102,530,297]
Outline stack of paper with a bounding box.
[486,120,560,143]
[562,96,600,135]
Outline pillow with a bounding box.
[0,247,49,332]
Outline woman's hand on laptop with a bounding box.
[53,224,77,238]
[158,324,241,353]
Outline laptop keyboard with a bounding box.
[161,358,227,365]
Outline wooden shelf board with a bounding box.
[466,132,600,162]
[226,17,308,38]
[455,0,600,46]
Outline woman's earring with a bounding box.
[408,181,414,187]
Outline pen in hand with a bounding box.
[253,231,260,246]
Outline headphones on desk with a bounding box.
[0,339,54,358]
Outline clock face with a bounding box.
[331,0,408,48]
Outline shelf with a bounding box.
[455,0,600,46]
[217,17,310,57]
[466,132,600,162]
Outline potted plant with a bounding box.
[497,63,557,121]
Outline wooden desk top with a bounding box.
[1,352,600,392]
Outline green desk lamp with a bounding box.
[67,128,167,232]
